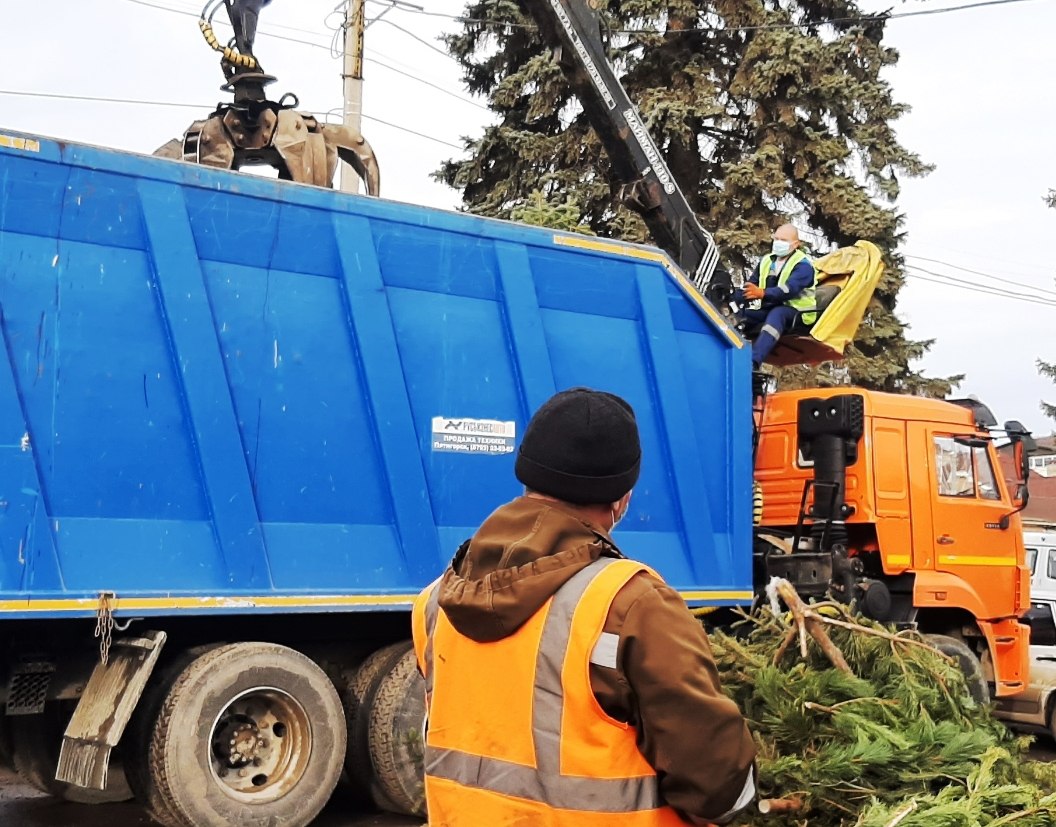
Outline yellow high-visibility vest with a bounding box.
[758,249,817,324]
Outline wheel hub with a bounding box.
[208,687,310,802]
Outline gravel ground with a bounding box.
[0,767,422,827]
[2,740,1054,825]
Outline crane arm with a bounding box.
[522,0,720,284]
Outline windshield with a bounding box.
[1027,548,1038,573]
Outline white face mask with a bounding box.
[771,239,793,257]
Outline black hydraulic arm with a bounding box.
[523,0,719,283]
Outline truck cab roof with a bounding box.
[762,387,981,430]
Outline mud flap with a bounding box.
[55,630,167,790]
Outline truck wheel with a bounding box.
[8,702,133,803]
[343,641,412,810]
[923,634,990,705]
[146,643,345,827]
[127,645,223,827]
[367,648,426,816]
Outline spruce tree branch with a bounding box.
[812,614,956,662]
[774,579,854,674]
[882,801,918,826]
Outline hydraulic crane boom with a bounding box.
[523,0,720,285]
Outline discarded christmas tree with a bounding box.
[712,581,1056,825]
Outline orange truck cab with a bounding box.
[754,387,1032,698]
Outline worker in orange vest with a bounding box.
[412,388,756,826]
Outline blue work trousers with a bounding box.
[741,305,799,366]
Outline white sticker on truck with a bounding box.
[432,417,516,455]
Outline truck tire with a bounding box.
[343,641,412,810]
[367,648,426,816]
[127,645,223,827]
[923,634,990,705]
[8,702,134,804]
[146,642,346,827]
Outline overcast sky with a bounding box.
[1,0,1053,433]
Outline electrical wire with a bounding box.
[118,0,488,110]
[905,254,1056,298]
[906,263,1056,302]
[373,0,1040,34]
[364,0,534,30]
[907,272,1056,307]
[360,114,463,149]
[0,88,465,149]
[370,17,454,59]
[368,56,490,110]
[122,0,337,51]
[904,267,1056,307]
[0,88,206,110]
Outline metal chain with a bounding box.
[94,591,116,665]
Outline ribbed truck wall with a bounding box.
[0,131,752,618]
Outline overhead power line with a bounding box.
[361,114,462,149]
[371,18,455,59]
[0,89,464,150]
[905,254,1056,298]
[0,88,205,110]
[368,55,489,110]
[907,263,1056,303]
[373,0,1040,34]
[117,0,487,111]
[904,267,1056,307]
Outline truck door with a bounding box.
[927,432,1018,579]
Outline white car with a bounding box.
[1027,528,1056,592]
[994,594,1056,736]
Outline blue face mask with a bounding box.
[771,239,793,257]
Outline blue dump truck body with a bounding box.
[0,130,752,620]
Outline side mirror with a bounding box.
[1004,420,1037,453]
[1004,419,1034,490]
[1014,441,1030,487]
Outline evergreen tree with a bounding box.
[1040,360,1056,423]
[1039,191,1055,424]
[509,189,595,235]
[439,0,960,395]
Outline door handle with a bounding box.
[937,535,955,545]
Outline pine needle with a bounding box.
[711,580,1051,826]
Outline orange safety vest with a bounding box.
[412,557,689,827]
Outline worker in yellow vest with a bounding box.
[738,223,818,367]
[412,388,757,826]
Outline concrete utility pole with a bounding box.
[340,0,366,193]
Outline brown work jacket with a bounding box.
[435,495,757,824]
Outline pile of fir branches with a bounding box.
[710,581,1056,826]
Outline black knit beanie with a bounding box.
[515,388,641,505]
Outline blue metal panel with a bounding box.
[494,242,557,415]
[332,213,442,580]
[4,236,208,520]
[59,167,145,252]
[0,151,68,241]
[139,180,272,589]
[0,311,63,593]
[201,261,391,527]
[634,265,718,584]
